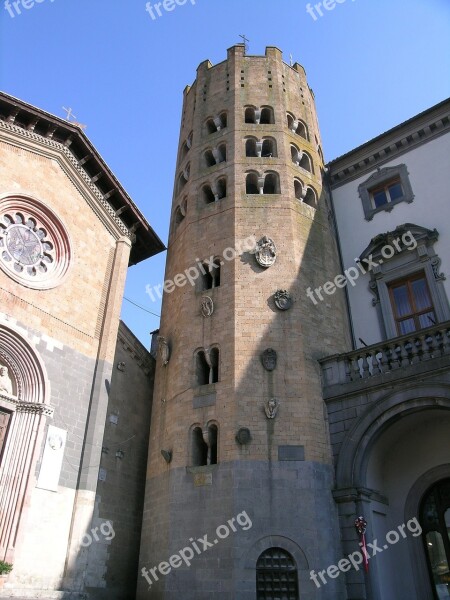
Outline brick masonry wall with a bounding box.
[86,323,155,600]
[0,125,132,594]
[140,46,352,599]
[0,138,118,360]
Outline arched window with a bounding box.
[190,423,218,466]
[174,206,184,226]
[256,547,299,600]
[218,112,227,129]
[246,173,260,195]
[287,113,295,131]
[263,172,280,195]
[200,259,221,290]
[245,106,257,124]
[216,177,227,200]
[180,142,190,161]
[203,149,216,168]
[299,152,313,173]
[294,178,305,201]
[208,423,218,465]
[420,478,450,599]
[195,351,210,386]
[295,119,308,140]
[246,138,258,158]
[205,114,227,135]
[217,144,227,163]
[206,118,217,135]
[261,138,277,158]
[303,187,317,208]
[191,426,208,466]
[180,132,192,161]
[260,106,274,124]
[195,347,219,386]
[202,184,215,205]
[291,144,301,166]
[177,165,190,194]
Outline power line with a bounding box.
[123,296,160,318]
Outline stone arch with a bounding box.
[244,535,310,571]
[0,321,52,560]
[404,464,450,600]
[0,322,50,404]
[336,384,450,490]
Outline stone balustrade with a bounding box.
[320,321,450,388]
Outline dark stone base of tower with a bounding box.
[138,462,345,600]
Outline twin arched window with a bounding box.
[202,177,227,204]
[246,172,280,195]
[286,113,309,140]
[245,137,278,158]
[245,106,275,125]
[205,113,227,135]
[203,144,227,169]
[290,144,313,173]
[294,179,317,208]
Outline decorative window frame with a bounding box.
[360,224,450,340]
[358,164,414,221]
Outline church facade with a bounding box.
[0,91,164,599]
[0,46,449,600]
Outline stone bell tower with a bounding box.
[138,45,351,600]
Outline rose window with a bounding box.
[0,197,71,289]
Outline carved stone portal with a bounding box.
[0,364,13,396]
[201,296,214,317]
[274,290,293,311]
[265,398,280,419]
[255,236,277,268]
[157,336,170,366]
[262,348,277,371]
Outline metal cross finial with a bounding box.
[62,107,76,121]
[239,34,249,54]
[62,106,87,130]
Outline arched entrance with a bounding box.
[0,322,51,561]
[420,478,450,599]
[334,385,450,600]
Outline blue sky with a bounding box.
[1,0,449,346]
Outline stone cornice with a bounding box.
[0,121,132,241]
[0,392,54,417]
[117,320,154,376]
[328,98,450,188]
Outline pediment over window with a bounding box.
[361,166,402,187]
[360,223,438,261]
